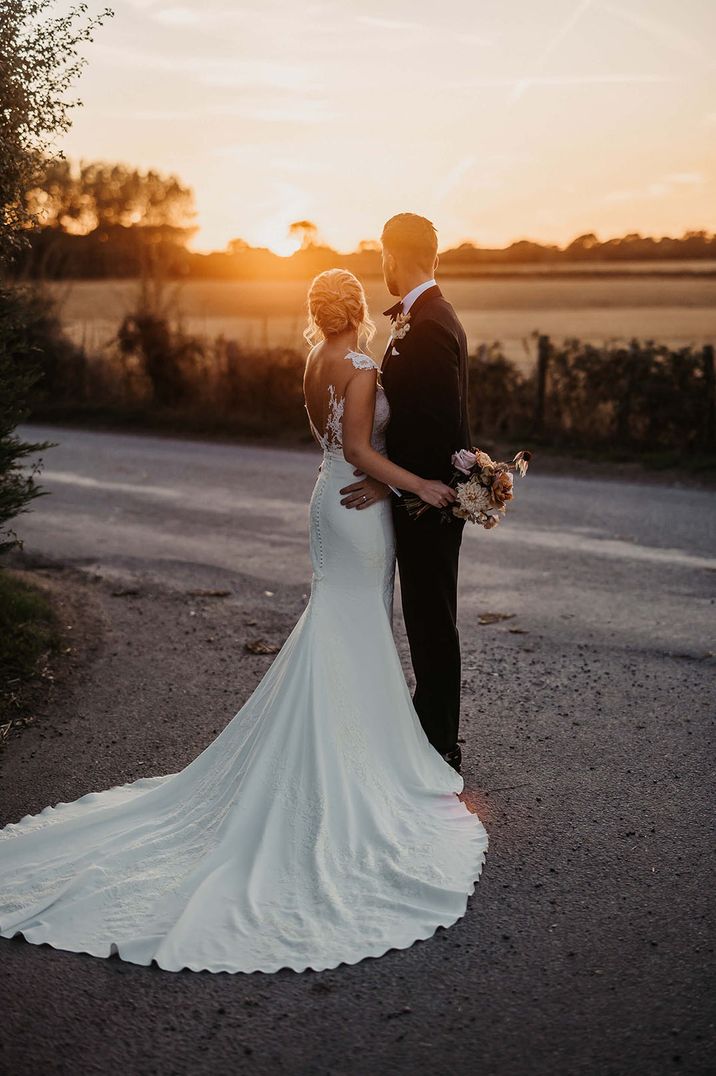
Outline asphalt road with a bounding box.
[2,423,715,1076]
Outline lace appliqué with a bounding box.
[324,385,344,449]
[309,350,383,452]
[345,350,380,372]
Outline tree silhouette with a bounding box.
[288,220,319,249]
[26,159,196,234]
[0,0,113,265]
[0,0,112,554]
[566,233,600,257]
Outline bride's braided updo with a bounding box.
[304,268,375,348]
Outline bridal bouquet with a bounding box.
[404,447,531,528]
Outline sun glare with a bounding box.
[270,236,303,258]
[254,224,302,258]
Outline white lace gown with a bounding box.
[0,349,488,974]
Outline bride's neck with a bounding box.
[326,327,359,352]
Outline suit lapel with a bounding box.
[381,284,443,374]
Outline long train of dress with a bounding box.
[0,352,488,973]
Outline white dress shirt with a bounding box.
[401,277,437,314]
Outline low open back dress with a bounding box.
[0,349,488,974]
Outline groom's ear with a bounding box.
[434,254,440,274]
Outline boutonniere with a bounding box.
[388,311,411,354]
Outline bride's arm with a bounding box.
[341,370,456,509]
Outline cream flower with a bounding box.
[453,480,493,522]
[389,312,411,344]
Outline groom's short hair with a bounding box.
[381,213,438,270]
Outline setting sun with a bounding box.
[254,226,302,257]
[58,0,716,254]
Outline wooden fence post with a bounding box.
[703,344,715,450]
[532,334,550,436]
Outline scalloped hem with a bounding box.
[1,834,488,975]
[1,849,486,974]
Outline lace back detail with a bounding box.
[324,385,344,449]
[306,350,384,453]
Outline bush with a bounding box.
[116,311,205,408]
[215,338,305,436]
[23,314,715,462]
[0,286,59,555]
[468,343,533,442]
[541,337,710,453]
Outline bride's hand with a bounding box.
[416,480,456,509]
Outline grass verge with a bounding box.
[0,568,64,739]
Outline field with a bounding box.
[48,267,716,371]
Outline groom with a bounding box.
[340,213,471,773]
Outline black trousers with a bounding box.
[392,502,465,755]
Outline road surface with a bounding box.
[2,424,714,1076]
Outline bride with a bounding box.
[0,269,488,975]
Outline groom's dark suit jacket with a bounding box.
[380,284,471,756]
[381,284,470,484]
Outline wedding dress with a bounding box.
[0,349,488,974]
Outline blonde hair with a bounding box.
[304,268,375,350]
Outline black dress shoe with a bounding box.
[442,744,462,774]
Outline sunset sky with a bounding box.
[59,0,716,254]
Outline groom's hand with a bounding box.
[340,471,390,510]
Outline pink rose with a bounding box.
[451,448,477,475]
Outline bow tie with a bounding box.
[383,300,404,323]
